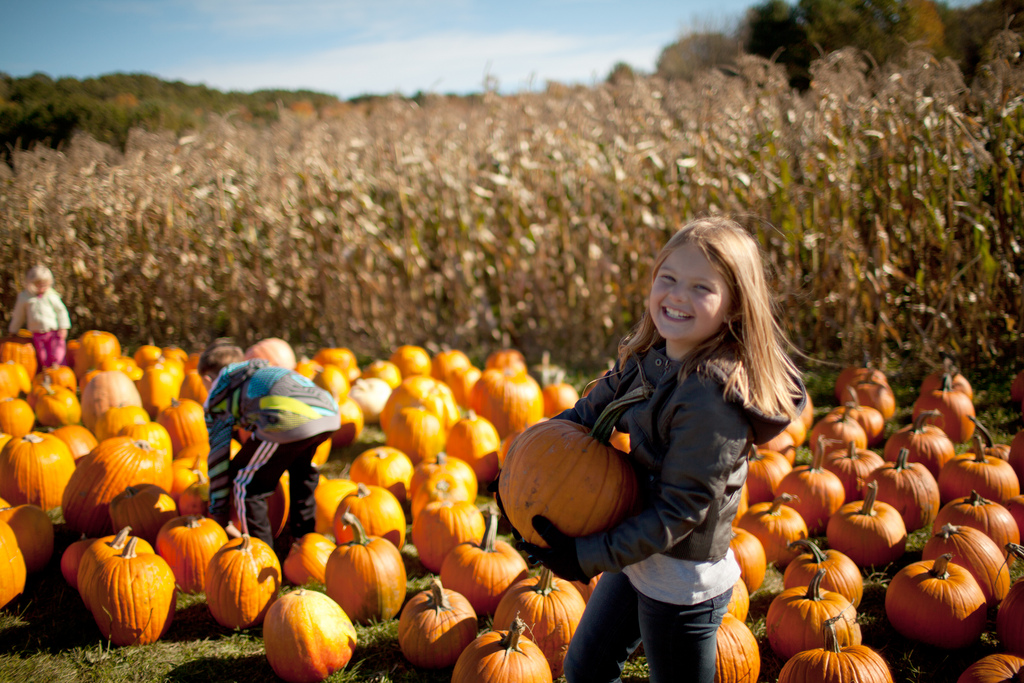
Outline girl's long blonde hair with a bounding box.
[619,217,802,420]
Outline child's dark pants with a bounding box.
[227,431,329,550]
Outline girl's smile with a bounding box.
[648,243,732,361]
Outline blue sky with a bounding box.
[2,0,757,98]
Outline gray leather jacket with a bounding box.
[556,345,806,578]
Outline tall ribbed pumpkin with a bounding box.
[62,437,173,536]
[468,368,544,439]
[77,527,156,611]
[88,536,177,646]
[156,398,208,456]
[205,534,282,629]
[0,432,76,511]
[499,391,640,548]
[492,566,586,679]
[324,512,407,624]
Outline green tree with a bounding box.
[797,0,901,65]
[743,0,814,88]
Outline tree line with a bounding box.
[655,0,1024,88]
[0,72,340,160]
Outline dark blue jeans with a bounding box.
[563,570,731,683]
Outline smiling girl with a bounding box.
[517,216,806,683]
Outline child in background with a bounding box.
[7,265,71,369]
[199,339,341,554]
[515,217,807,683]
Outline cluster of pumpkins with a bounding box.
[715,360,1024,682]
[0,330,606,682]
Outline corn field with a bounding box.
[0,39,1021,372]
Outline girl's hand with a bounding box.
[57,329,67,340]
[224,521,242,539]
[517,515,590,583]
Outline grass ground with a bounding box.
[1,361,1022,682]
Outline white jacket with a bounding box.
[8,289,71,334]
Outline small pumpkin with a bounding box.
[398,577,479,670]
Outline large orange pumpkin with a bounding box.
[205,534,281,629]
[88,536,177,646]
[0,431,76,511]
[499,398,639,548]
[263,588,358,683]
[324,512,407,624]
[0,518,27,609]
[62,437,173,536]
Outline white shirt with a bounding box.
[622,547,740,605]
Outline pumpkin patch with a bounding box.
[0,334,1021,683]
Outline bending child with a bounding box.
[199,340,341,554]
[516,217,807,683]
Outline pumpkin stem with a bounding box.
[894,447,911,471]
[185,516,203,529]
[858,481,879,516]
[937,522,960,539]
[769,493,798,514]
[109,526,133,550]
[22,433,44,444]
[428,577,453,612]
[930,552,954,578]
[970,434,988,463]
[240,534,252,552]
[436,452,448,466]
[119,536,139,560]
[592,383,653,445]
[822,614,845,653]
[967,490,988,507]
[356,482,371,498]
[788,538,828,564]
[535,566,556,595]
[341,511,369,546]
[843,385,859,408]
[969,416,993,448]
[481,508,499,552]
[810,439,828,471]
[500,614,528,654]
[1006,543,1024,562]
[803,567,827,601]
[913,410,941,433]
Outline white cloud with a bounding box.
[171,29,669,96]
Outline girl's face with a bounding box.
[30,279,51,296]
[648,243,732,361]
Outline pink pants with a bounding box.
[32,330,66,369]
